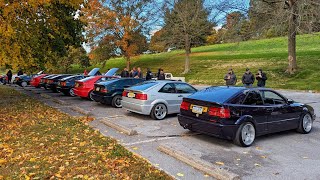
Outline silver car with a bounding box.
[122,80,197,120]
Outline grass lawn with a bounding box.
[0,85,171,179]
[70,33,320,91]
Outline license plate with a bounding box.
[75,83,79,87]
[95,87,100,91]
[127,92,135,98]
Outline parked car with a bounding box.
[47,74,73,92]
[14,75,32,87]
[0,75,6,84]
[178,86,316,147]
[39,74,56,89]
[92,78,145,108]
[57,68,102,96]
[30,74,48,88]
[73,68,119,100]
[122,80,197,120]
[152,73,185,82]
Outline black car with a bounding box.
[57,75,87,96]
[178,86,316,147]
[39,74,56,89]
[92,78,145,108]
[47,74,73,92]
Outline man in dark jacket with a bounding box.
[256,69,267,87]
[135,67,143,78]
[224,68,237,86]
[242,68,255,88]
[120,68,129,78]
[146,68,153,80]
[158,69,165,80]
[6,70,12,84]
[17,69,23,76]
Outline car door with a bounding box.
[241,90,269,135]
[158,83,181,114]
[261,90,300,132]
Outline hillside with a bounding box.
[61,33,320,91]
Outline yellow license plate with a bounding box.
[127,92,135,98]
[95,87,100,91]
[191,105,208,114]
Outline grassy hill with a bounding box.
[71,33,320,91]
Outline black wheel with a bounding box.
[62,91,69,96]
[88,91,94,101]
[150,103,167,120]
[297,113,313,134]
[21,81,28,87]
[69,88,76,97]
[111,95,122,108]
[234,122,256,147]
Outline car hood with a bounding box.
[105,68,119,76]
[88,68,100,76]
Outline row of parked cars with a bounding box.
[23,68,317,147]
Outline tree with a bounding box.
[149,29,168,52]
[249,0,320,74]
[162,0,213,74]
[83,0,155,70]
[0,0,85,72]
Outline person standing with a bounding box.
[83,69,88,75]
[135,67,143,78]
[6,70,12,84]
[242,68,255,88]
[224,68,237,86]
[120,68,129,78]
[157,69,165,80]
[256,69,267,87]
[17,69,23,76]
[146,68,153,80]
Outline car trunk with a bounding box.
[122,89,148,105]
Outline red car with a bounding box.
[30,74,47,88]
[73,68,119,100]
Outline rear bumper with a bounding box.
[122,100,152,115]
[178,114,239,140]
[30,80,39,87]
[92,93,112,104]
[73,88,90,98]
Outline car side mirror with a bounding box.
[287,99,294,104]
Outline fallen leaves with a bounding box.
[215,161,225,166]
[177,173,184,177]
[0,86,172,179]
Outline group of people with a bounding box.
[224,68,267,88]
[120,67,166,80]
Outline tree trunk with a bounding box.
[183,34,191,74]
[126,57,130,70]
[286,0,298,74]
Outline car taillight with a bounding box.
[180,101,190,110]
[101,88,108,93]
[208,107,231,119]
[62,82,66,86]
[135,93,147,100]
[122,91,128,97]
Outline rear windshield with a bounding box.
[128,81,158,91]
[80,76,96,82]
[188,87,241,103]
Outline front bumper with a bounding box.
[122,100,152,115]
[178,114,239,140]
[91,93,112,104]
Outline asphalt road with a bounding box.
[10,84,320,180]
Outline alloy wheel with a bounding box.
[241,123,255,146]
[154,104,167,120]
[69,88,75,97]
[303,114,312,133]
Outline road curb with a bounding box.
[99,118,138,136]
[70,106,91,116]
[158,144,240,180]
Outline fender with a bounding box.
[235,115,257,127]
[111,91,122,98]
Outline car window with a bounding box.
[175,83,197,94]
[159,83,176,93]
[230,92,247,104]
[261,91,286,105]
[243,91,264,105]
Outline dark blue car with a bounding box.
[92,78,145,108]
[178,86,316,147]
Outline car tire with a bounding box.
[111,95,122,108]
[297,113,313,134]
[62,91,69,96]
[69,88,76,97]
[21,81,28,87]
[234,122,256,147]
[88,91,94,101]
[150,103,167,120]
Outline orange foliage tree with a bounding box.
[82,0,153,69]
